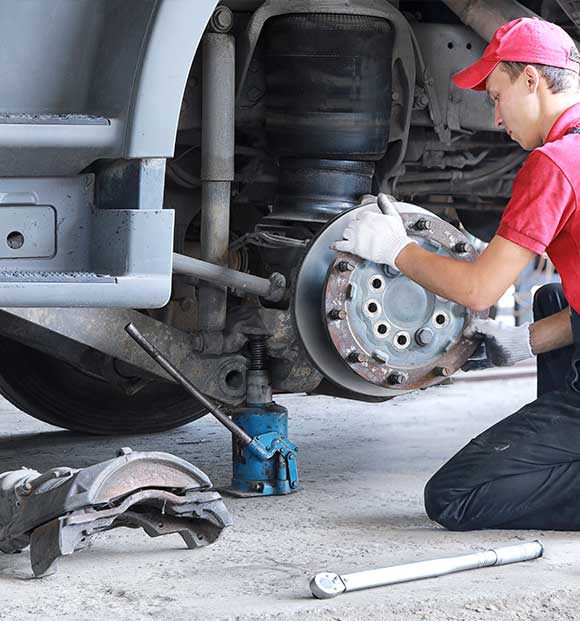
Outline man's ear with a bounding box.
[523,64,541,93]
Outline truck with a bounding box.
[0,0,570,434]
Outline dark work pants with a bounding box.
[424,284,580,530]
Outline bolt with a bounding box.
[338,260,355,272]
[117,447,133,456]
[211,6,233,31]
[413,218,432,231]
[348,351,368,364]
[415,328,434,347]
[388,373,405,385]
[290,481,298,489]
[435,366,451,377]
[288,454,294,460]
[329,308,347,321]
[454,242,468,254]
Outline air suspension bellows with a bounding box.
[262,13,395,224]
[264,13,394,157]
[271,159,375,223]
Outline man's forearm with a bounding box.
[395,235,536,311]
[530,307,574,354]
[395,244,487,310]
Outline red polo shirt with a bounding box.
[496,102,580,313]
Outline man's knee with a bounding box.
[533,283,567,322]
[424,472,467,531]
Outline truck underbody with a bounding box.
[0,0,574,434]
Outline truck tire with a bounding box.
[0,337,207,435]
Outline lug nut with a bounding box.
[413,218,432,231]
[348,351,368,364]
[415,328,434,347]
[210,6,234,31]
[435,366,451,377]
[454,242,468,254]
[329,309,347,321]
[338,260,355,272]
[388,373,405,385]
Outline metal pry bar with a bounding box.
[310,540,544,599]
[125,322,271,460]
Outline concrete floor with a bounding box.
[0,366,579,620]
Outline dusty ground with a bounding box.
[0,364,579,620]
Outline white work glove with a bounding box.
[330,193,415,268]
[462,318,534,370]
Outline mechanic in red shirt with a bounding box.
[333,17,580,530]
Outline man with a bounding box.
[333,17,580,530]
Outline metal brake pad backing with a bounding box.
[0,448,232,576]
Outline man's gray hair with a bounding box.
[501,61,580,93]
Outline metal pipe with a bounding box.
[172,253,285,301]
[199,25,236,333]
[310,540,543,599]
[441,0,536,42]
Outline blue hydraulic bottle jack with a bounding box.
[229,336,299,496]
[124,325,300,498]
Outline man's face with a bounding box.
[486,64,543,150]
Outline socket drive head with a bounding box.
[310,572,347,599]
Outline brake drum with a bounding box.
[293,202,487,399]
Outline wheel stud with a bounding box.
[337,260,355,272]
[329,309,347,321]
[413,218,431,231]
[348,351,367,364]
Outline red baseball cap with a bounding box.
[453,17,580,91]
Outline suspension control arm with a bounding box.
[173,252,286,302]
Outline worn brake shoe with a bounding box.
[0,449,232,576]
